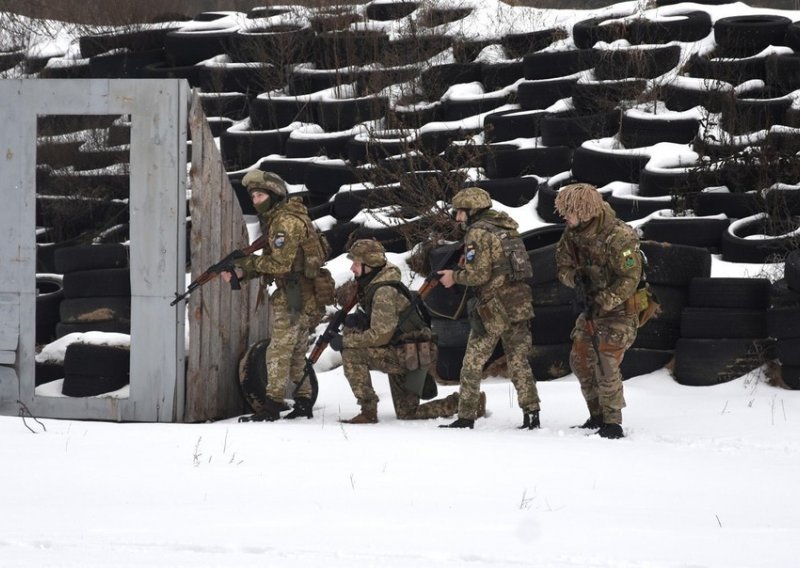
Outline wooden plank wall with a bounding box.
[184,94,269,422]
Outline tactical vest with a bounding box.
[278,210,331,279]
[470,219,533,282]
[361,281,429,344]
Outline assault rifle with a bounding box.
[169,233,268,306]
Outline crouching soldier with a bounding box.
[330,239,479,424]
[554,183,642,439]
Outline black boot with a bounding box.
[439,417,475,429]
[598,423,624,439]
[518,410,540,430]
[573,415,603,430]
[284,397,313,419]
[239,398,283,422]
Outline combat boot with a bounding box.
[518,410,540,430]
[573,415,603,430]
[439,417,475,429]
[477,392,487,418]
[239,398,283,422]
[284,397,313,419]
[598,423,624,439]
[340,408,378,424]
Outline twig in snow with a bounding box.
[193,436,203,467]
[716,515,722,528]
[519,489,535,510]
[17,400,46,433]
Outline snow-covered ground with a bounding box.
[4,361,799,568]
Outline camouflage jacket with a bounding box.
[237,197,312,279]
[343,263,428,349]
[236,197,319,313]
[452,210,534,322]
[555,202,642,314]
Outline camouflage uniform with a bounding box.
[452,208,539,422]
[555,201,642,426]
[342,262,459,420]
[237,193,323,407]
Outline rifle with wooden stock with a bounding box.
[169,233,268,306]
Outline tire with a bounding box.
[640,241,711,286]
[501,28,560,58]
[685,54,767,84]
[54,244,129,274]
[767,306,800,339]
[688,277,771,309]
[431,317,471,348]
[629,10,712,44]
[593,45,681,81]
[693,191,763,219]
[781,364,800,389]
[776,337,800,366]
[286,131,352,160]
[517,77,577,111]
[313,29,390,68]
[164,27,235,66]
[770,279,800,309]
[714,15,792,58]
[485,146,572,179]
[523,49,596,80]
[35,361,64,387]
[480,61,525,91]
[220,126,287,170]
[79,26,176,58]
[786,249,800,292]
[620,112,700,148]
[637,167,695,198]
[620,348,674,379]
[483,108,551,143]
[55,320,131,338]
[573,16,630,49]
[632,318,681,350]
[197,64,275,97]
[248,94,315,130]
[238,339,319,412]
[531,279,576,307]
[313,95,389,132]
[535,183,565,224]
[36,275,63,345]
[721,213,799,263]
[721,93,792,135]
[62,268,131,299]
[680,307,767,339]
[420,63,482,100]
[648,284,689,322]
[228,24,314,65]
[540,110,620,148]
[62,343,130,397]
[641,216,729,250]
[365,1,418,21]
[571,79,647,114]
[673,338,770,386]
[529,342,572,381]
[59,297,131,324]
[606,193,672,222]
[88,48,166,79]
[323,221,358,258]
[663,76,735,113]
[256,157,313,185]
[571,145,650,186]
[531,305,575,345]
[464,177,539,208]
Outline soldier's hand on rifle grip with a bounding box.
[437,269,456,288]
[329,333,343,352]
[221,267,244,284]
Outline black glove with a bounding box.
[344,312,368,331]
[329,333,343,352]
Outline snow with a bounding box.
[7,0,800,564]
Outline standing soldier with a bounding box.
[330,239,470,424]
[554,183,642,439]
[437,187,540,430]
[223,170,327,421]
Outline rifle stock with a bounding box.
[170,233,269,306]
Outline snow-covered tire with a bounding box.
[673,338,769,386]
[522,48,596,80]
[714,15,792,57]
[721,213,799,263]
[688,277,771,309]
[620,348,674,379]
[54,244,129,274]
[640,216,729,250]
[640,241,711,286]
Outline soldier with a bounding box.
[554,183,642,439]
[437,187,540,430]
[222,170,326,421]
[330,239,472,424]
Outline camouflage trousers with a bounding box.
[459,319,539,420]
[266,306,313,403]
[342,346,459,419]
[569,311,638,425]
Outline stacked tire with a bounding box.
[674,277,772,386]
[62,342,130,397]
[768,250,800,389]
[54,244,131,337]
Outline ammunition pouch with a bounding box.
[395,340,438,371]
[634,285,661,328]
[313,267,336,307]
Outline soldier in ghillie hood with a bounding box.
[223,170,329,422]
[554,183,643,439]
[329,239,465,424]
[437,187,540,430]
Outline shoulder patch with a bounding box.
[273,231,286,249]
[465,242,477,263]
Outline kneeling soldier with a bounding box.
[330,239,481,423]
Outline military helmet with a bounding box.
[241,170,288,198]
[347,239,387,267]
[554,183,604,222]
[452,187,492,211]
